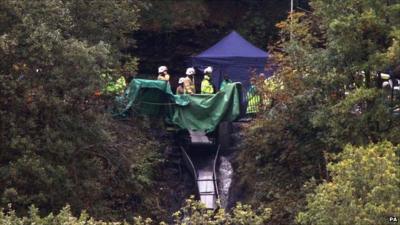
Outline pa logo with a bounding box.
[389,216,398,223]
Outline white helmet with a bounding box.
[204,66,213,74]
[178,77,185,84]
[158,66,168,73]
[186,67,195,76]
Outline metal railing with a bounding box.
[180,145,220,210]
[180,146,197,180]
[213,145,221,200]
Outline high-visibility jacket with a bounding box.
[246,85,261,114]
[201,75,214,94]
[157,73,170,82]
[220,79,233,90]
[183,76,195,94]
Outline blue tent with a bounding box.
[191,31,269,90]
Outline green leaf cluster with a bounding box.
[236,1,400,224]
[0,0,163,221]
[0,205,130,225]
[0,197,270,225]
[170,197,271,225]
[297,142,400,225]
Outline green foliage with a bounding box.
[0,205,130,225]
[312,87,400,148]
[308,0,400,79]
[239,0,400,177]
[236,89,325,224]
[237,1,400,224]
[0,0,164,221]
[297,142,400,225]
[170,197,271,225]
[139,0,208,30]
[65,0,140,47]
[0,0,112,211]
[0,198,270,225]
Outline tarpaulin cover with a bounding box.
[191,31,269,90]
[119,79,241,132]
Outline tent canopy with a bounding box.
[191,31,269,90]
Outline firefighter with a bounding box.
[176,77,185,95]
[246,77,261,114]
[201,66,214,94]
[184,67,196,94]
[157,66,170,82]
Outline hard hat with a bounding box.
[178,77,185,84]
[204,66,213,74]
[186,67,195,76]
[382,81,390,88]
[380,73,390,80]
[158,66,168,73]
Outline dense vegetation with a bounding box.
[237,0,400,224]
[1,0,399,224]
[0,0,167,221]
[0,198,271,225]
[297,142,399,225]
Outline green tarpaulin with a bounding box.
[119,79,241,132]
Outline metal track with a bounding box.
[180,145,220,210]
[180,146,198,180]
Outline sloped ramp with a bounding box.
[197,170,217,209]
[180,145,220,210]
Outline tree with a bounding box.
[297,142,400,225]
[310,0,400,85]
[236,1,400,224]
[134,0,289,78]
[0,0,161,220]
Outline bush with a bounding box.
[0,0,163,221]
[171,197,271,225]
[0,198,270,225]
[297,141,400,225]
[0,205,129,225]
